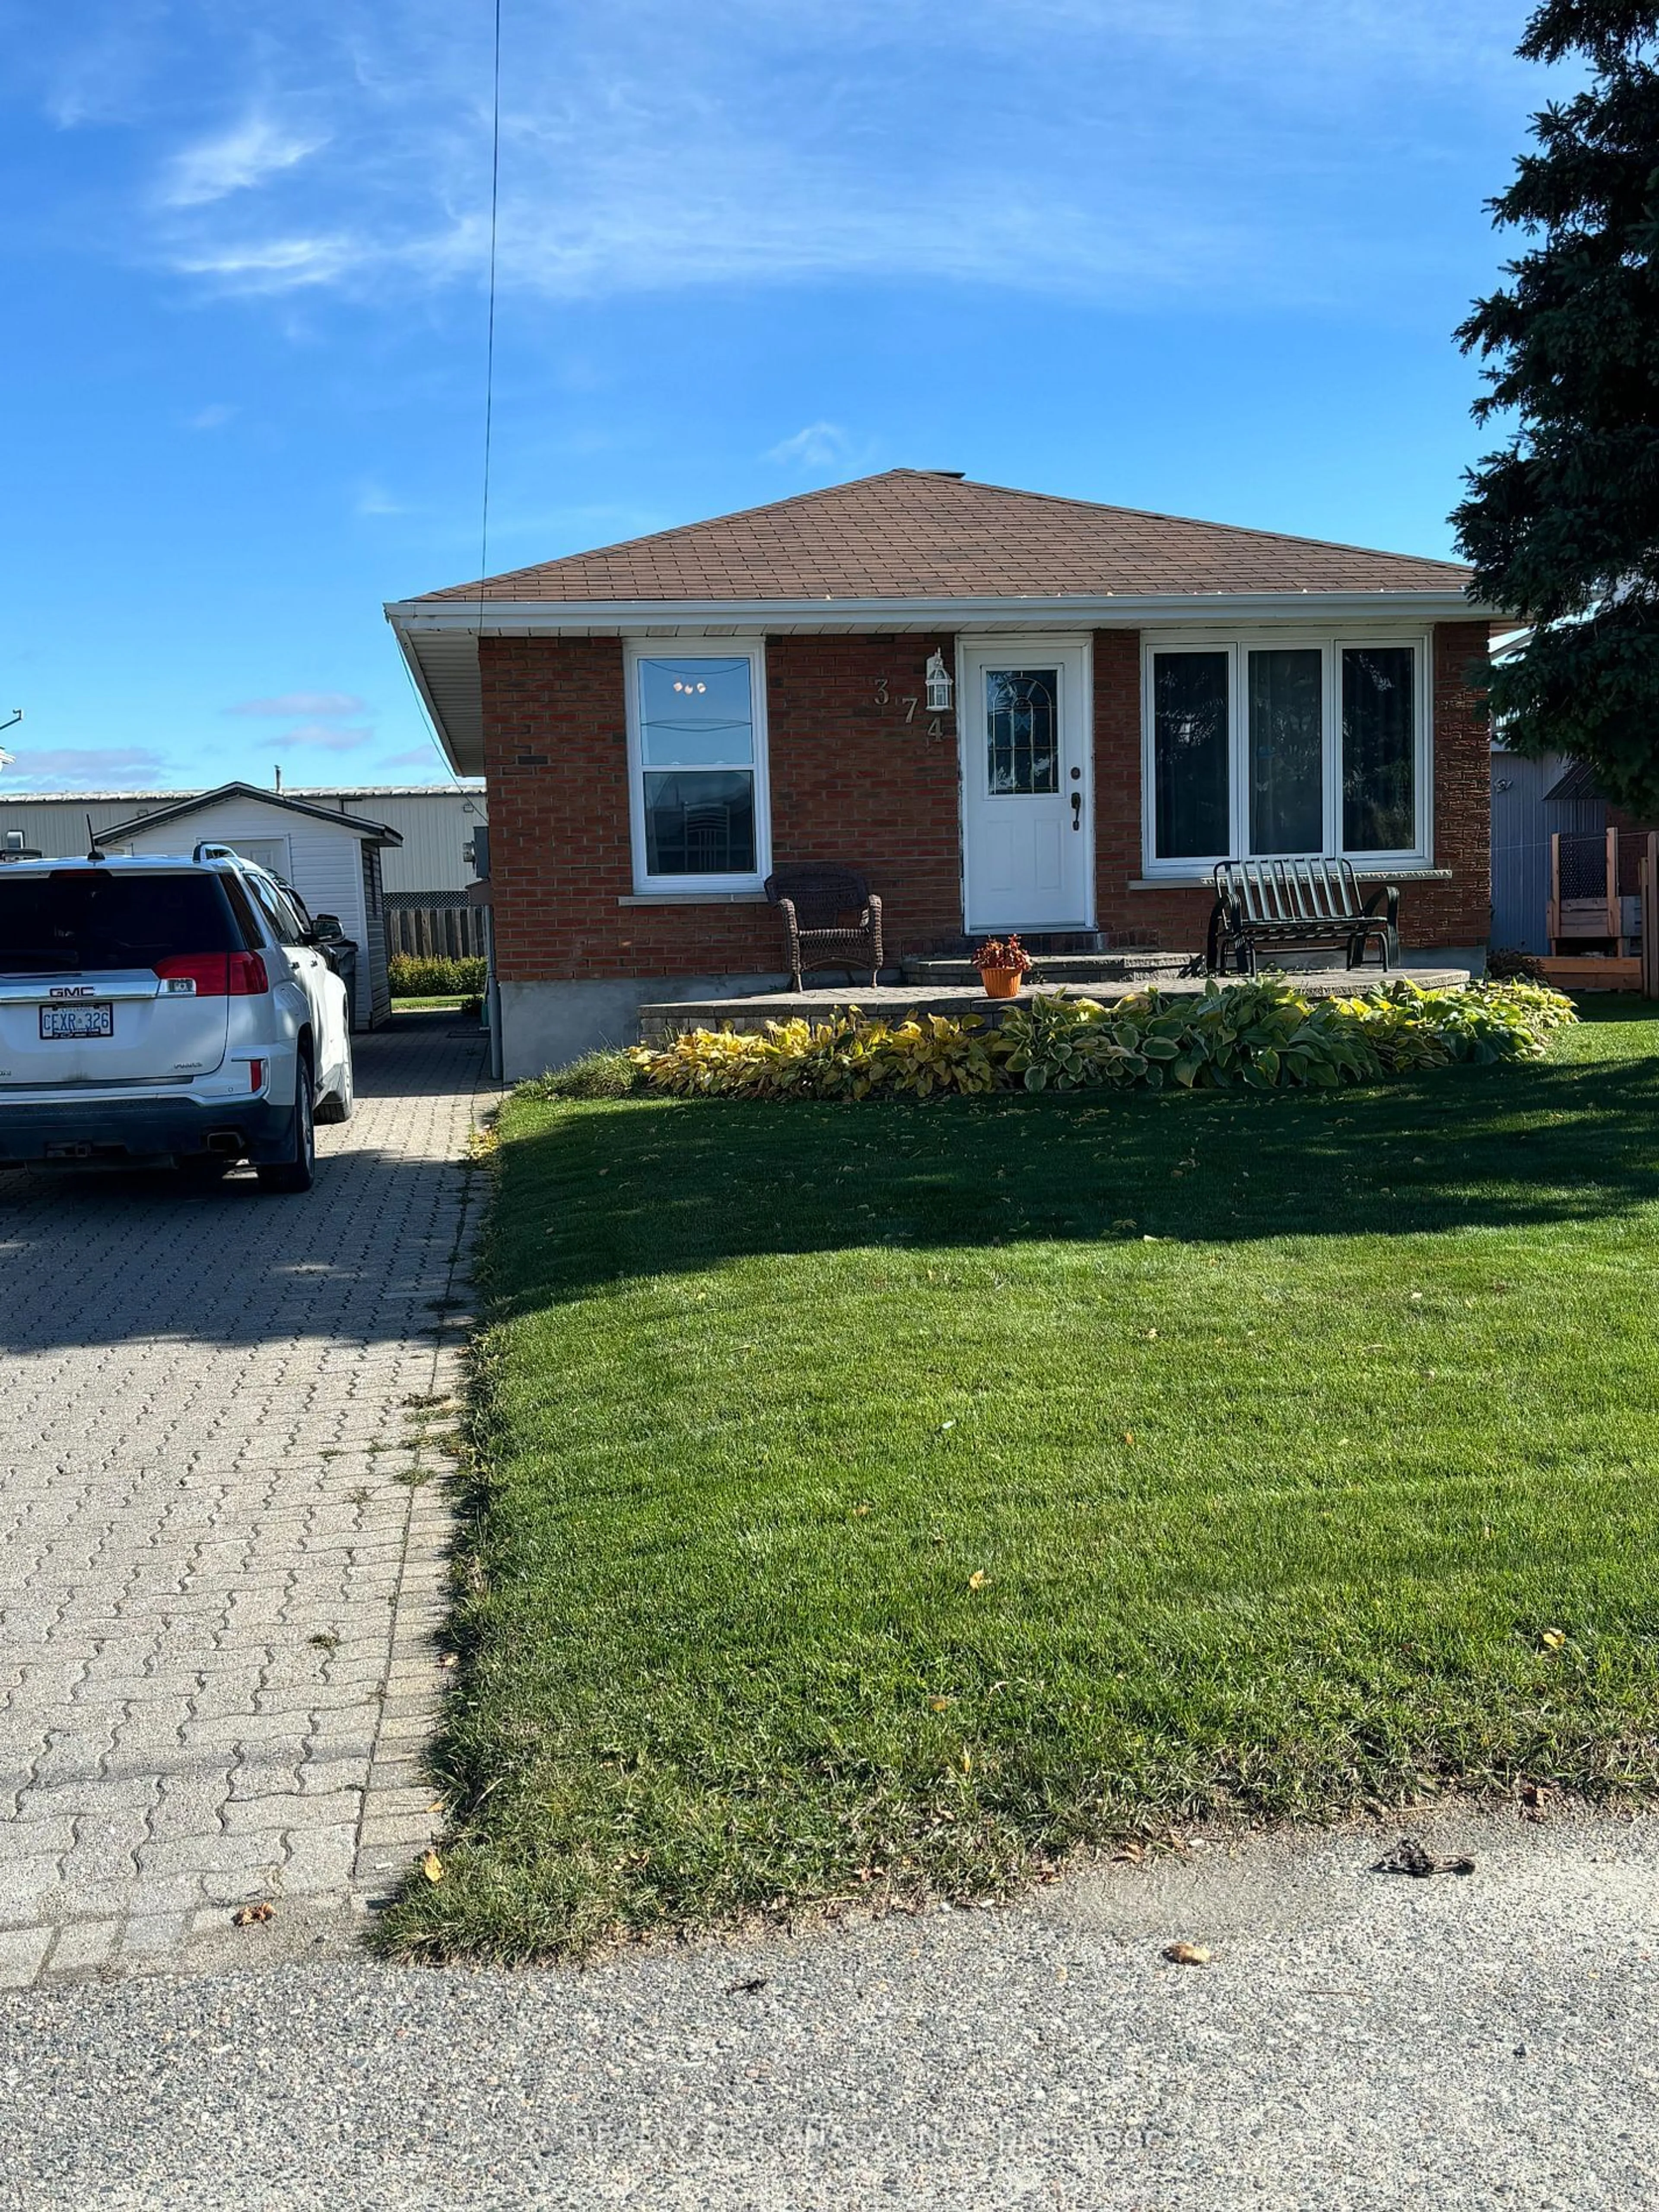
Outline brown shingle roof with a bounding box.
[419,469,1470,605]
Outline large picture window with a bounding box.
[1153,652,1229,860]
[1143,636,1427,874]
[627,645,769,893]
[1342,646,1416,853]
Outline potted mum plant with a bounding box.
[973,934,1033,1000]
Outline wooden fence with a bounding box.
[386,902,488,961]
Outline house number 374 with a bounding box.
[874,679,945,737]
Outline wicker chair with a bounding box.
[765,867,885,992]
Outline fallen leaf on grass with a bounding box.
[928,1696,954,1712]
[967,1570,988,1591]
[231,1902,274,1927]
[1122,1429,1135,1447]
[1163,1942,1211,1966]
[421,1851,445,1884]
[1539,1628,1566,1651]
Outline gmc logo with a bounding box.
[48,985,96,999]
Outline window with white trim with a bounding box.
[626,644,770,893]
[1143,636,1428,874]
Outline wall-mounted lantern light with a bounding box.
[925,650,954,715]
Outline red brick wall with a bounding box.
[1419,622,1494,944]
[483,620,1494,980]
[482,633,963,982]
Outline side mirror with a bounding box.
[311,913,343,940]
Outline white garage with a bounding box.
[102,782,402,1029]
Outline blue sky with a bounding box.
[0,0,1551,792]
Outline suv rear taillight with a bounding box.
[153,952,270,997]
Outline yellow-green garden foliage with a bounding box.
[630,979,1577,1100]
[388,953,487,998]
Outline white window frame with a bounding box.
[624,639,771,896]
[1139,629,1433,879]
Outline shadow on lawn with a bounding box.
[493,1004,1659,1310]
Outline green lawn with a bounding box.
[381,998,1659,1961]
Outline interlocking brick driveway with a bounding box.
[0,1015,493,1986]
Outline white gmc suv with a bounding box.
[0,845,354,1193]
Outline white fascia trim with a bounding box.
[386,590,1497,638]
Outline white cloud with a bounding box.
[161,114,329,209]
[355,483,408,518]
[379,745,446,768]
[227,692,368,719]
[168,235,360,293]
[51,0,1541,309]
[0,745,170,791]
[187,403,237,431]
[277,722,374,753]
[765,422,853,470]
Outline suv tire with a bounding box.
[257,1050,316,1194]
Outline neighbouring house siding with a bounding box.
[1491,750,1572,955]
[359,847,391,1028]
[316,789,484,896]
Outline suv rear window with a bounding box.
[0,871,244,974]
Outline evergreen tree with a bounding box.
[1453,0,1659,812]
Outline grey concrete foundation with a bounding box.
[499,976,787,1079]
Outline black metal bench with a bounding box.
[1207,858,1399,977]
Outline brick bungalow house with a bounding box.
[387,470,1497,1077]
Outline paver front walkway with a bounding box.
[0,1016,493,1984]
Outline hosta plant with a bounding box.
[627,979,1576,1103]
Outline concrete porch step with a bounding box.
[901,952,1192,985]
[637,966,1475,1046]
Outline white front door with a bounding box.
[960,639,1092,932]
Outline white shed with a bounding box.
[102,783,403,1030]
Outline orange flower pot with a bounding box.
[980,967,1022,999]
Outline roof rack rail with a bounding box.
[193,841,241,865]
